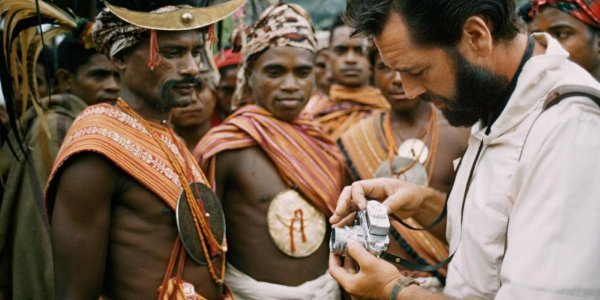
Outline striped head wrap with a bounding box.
[531,0,600,29]
[232,2,318,109]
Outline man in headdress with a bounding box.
[337,48,470,290]
[43,0,243,298]
[529,0,600,80]
[303,17,390,141]
[194,3,345,299]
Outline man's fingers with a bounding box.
[330,186,354,224]
[342,254,357,274]
[332,212,356,228]
[328,253,356,288]
[381,182,427,218]
[346,240,379,269]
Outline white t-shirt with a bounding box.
[444,33,600,299]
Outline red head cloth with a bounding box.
[214,48,243,69]
[531,0,600,29]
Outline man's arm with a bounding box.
[330,178,447,241]
[51,153,118,299]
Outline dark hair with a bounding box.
[218,64,239,77]
[56,36,99,75]
[517,2,533,23]
[329,14,347,45]
[36,47,56,78]
[345,0,523,48]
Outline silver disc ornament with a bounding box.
[397,138,429,164]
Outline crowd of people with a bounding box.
[0,0,598,299]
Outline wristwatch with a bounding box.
[389,276,419,300]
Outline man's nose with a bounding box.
[281,73,299,91]
[179,52,200,78]
[400,73,425,99]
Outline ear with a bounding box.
[55,69,73,93]
[459,16,494,59]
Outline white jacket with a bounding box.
[444,33,600,299]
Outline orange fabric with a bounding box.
[304,84,390,140]
[194,105,345,216]
[45,103,209,216]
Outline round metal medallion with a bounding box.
[267,190,326,258]
[176,182,226,265]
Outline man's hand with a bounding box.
[329,240,404,299]
[330,178,439,227]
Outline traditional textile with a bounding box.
[304,84,390,140]
[0,94,87,299]
[45,102,208,215]
[445,33,600,298]
[194,105,345,216]
[233,2,317,108]
[531,0,600,28]
[337,111,448,279]
[214,48,242,70]
[225,263,340,300]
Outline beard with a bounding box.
[154,77,201,112]
[419,49,511,127]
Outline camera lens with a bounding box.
[329,227,349,254]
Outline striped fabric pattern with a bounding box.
[194,105,345,216]
[45,103,208,218]
[303,84,390,141]
[532,0,600,28]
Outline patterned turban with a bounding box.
[531,0,600,29]
[92,8,149,58]
[232,2,317,109]
[92,5,194,58]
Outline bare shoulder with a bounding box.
[438,115,470,155]
[50,152,123,223]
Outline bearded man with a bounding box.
[43,0,244,298]
[328,0,600,299]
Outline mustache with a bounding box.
[162,77,202,90]
[418,93,474,113]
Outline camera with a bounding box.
[329,200,390,257]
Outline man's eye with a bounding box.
[554,31,571,40]
[296,68,313,78]
[267,70,283,77]
[162,51,179,58]
[334,46,348,55]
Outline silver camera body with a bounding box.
[330,200,390,257]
